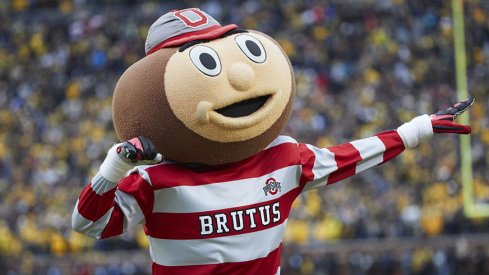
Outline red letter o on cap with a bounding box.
[174,8,208,28]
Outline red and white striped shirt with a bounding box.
[72,130,405,274]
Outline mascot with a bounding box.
[72,8,474,275]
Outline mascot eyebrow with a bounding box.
[179,29,249,52]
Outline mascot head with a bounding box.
[112,8,296,165]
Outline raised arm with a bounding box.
[301,98,474,191]
[72,137,161,239]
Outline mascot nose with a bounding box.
[227,62,254,91]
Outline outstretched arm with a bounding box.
[72,137,161,239]
[301,98,474,191]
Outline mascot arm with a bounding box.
[301,99,473,191]
[72,137,161,239]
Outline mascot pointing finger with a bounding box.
[72,8,474,275]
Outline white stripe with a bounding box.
[115,190,145,231]
[71,201,114,239]
[265,135,298,149]
[90,172,118,195]
[303,144,337,191]
[153,166,301,213]
[351,136,386,174]
[149,220,287,266]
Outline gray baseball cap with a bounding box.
[145,8,237,55]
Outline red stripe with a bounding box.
[298,144,316,188]
[152,245,282,275]
[118,173,155,217]
[327,142,362,184]
[376,130,405,164]
[146,143,301,190]
[77,184,116,222]
[145,188,300,240]
[100,204,125,239]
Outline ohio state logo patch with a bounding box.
[263,177,281,196]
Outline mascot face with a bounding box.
[112,9,295,165]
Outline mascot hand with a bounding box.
[430,98,474,134]
[100,136,161,182]
[117,136,163,165]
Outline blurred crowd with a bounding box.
[1,0,489,274]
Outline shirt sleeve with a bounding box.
[72,168,154,239]
[300,130,405,192]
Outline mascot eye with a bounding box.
[235,34,266,63]
[189,45,222,76]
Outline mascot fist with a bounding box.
[99,136,161,183]
[431,98,474,134]
[117,136,162,165]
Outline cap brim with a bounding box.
[147,24,238,55]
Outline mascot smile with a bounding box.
[73,8,474,275]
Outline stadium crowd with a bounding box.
[1,0,489,274]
